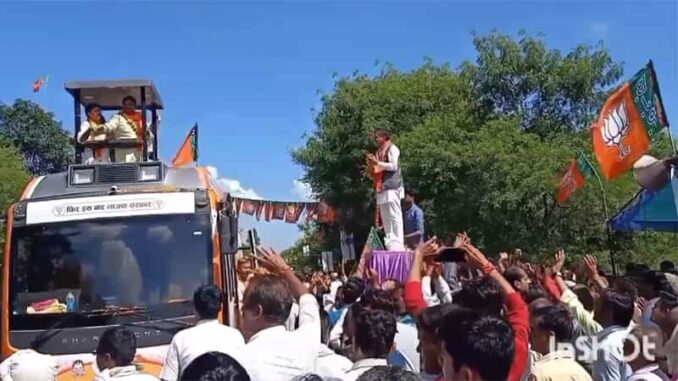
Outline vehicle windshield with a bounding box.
[10,213,212,326]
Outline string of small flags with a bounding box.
[231,198,336,224]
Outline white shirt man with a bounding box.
[243,294,321,381]
[78,120,111,164]
[0,349,57,381]
[101,113,141,163]
[375,143,405,251]
[315,344,353,379]
[159,319,246,381]
[421,275,453,306]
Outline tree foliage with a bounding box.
[293,31,677,268]
[0,99,73,175]
[0,138,30,261]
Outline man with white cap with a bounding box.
[0,349,58,381]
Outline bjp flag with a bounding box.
[255,202,265,221]
[285,203,304,223]
[271,202,286,220]
[305,203,318,222]
[592,62,667,180]
[556,153,594,205]
[317,200,336,223]
[172,124,199,167]
[241,199,258,216]
[263,202,273,222]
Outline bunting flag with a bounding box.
[367,226,385,251]
[592,61,668,180]
[235,198,244,215]
[264,202,273,222]
[230,197,336,224]
[317,200,336,223]
[557,153,594,205]
[285,203,304,223]
[255,202,265,221]
[172,124,199,167]
[305,203,318,222]
[32,76,48,93]
[241,199,259,216]
[271,202,286,220]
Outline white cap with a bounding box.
[0,350,58,381]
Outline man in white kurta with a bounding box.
[368,130,405,251]
[78,103,111,164]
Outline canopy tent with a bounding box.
[609,172,678,232]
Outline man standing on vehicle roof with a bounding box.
[104,96,146,163]
[367,129,405,251]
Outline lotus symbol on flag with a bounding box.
[601,101,631,158]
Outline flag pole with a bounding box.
[581,152,617,276]
[194,123,199,165]
[649,60,676,155]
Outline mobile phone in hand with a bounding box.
[434,247,467,263]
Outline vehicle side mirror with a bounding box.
[219,209,238,255]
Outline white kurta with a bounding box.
[377,144,405,251]
[104,114,141,163]
[78,121,111,164]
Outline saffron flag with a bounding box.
[305,203,318,222]
[316,200,336,223]
[255,202,265,221]
[172,124,199,167]
[241,199,259,216]
[592,62,667,180]
[285,203,304,223]
[557,153,594,205]
[263,202,273,222]
[271,202,286,220]
[32,76,48,93]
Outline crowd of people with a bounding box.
[1,237,677,381]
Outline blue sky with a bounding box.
[1,1,676,250]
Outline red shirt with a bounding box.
[406,279,530,381]
[404,279,428,316]
[505,292,530,381]
[541,275,562,301]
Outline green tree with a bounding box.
[0,138,30,261]
[293,31,676,267]
[0,99,73,175]
[281,223,326,271]
[462,31,623,138]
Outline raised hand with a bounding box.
[510,249,522,265]
[553,249,566,274]
[415,237,440,260]
[460,240,491,272]
[257,247,293,275]
[583,255,598,277]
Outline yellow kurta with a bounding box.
[529,350,592,381]
[105,114,141,162]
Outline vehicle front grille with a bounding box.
[95,164,138,184]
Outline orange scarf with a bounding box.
[121,112,145,142]
[88,119,106,160]
[370,141,391,228]
[371,141,391,192]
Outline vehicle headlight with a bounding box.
[72,168,94,185]
[139,165,161,181]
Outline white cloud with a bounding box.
[292,179,313,201]
[589,22,609,40]
[206,165,262,200]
